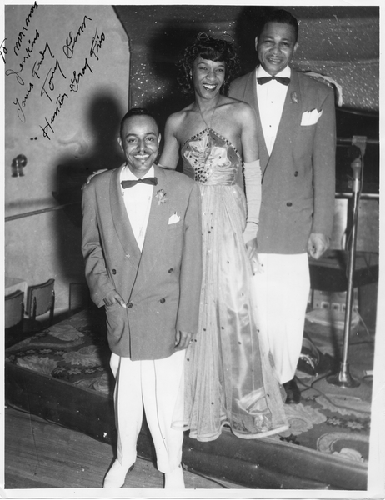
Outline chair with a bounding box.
[26,278,55,330]
[5,290,24,348]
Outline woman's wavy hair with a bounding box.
[177,33,240,96]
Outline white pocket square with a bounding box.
[168,212,180,224]
[301,109,323,126]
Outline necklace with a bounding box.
[196,99,219,130]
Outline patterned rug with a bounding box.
[5,309,374,465]
[274,320,373,464]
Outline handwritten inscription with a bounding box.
[31,42,54,79]
[13,1,38,56]
[62,15,92,58]
[69,57,92,92]
[90,29,105,61]
[41,60,67,102]
[6,5,106,140]
[6,29,40,85]
[41,27,105,139]
[12,97,26,123]
[1,38,7,63]
[20,29,40,67]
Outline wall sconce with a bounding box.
[12,154,28,177]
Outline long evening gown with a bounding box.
[180,128,288,442]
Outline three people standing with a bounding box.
[82,7,336,489]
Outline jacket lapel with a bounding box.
[250,69,269,171]
[109,167,141,261]
[134,166,170,289]
[268,70,302,166]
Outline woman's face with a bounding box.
[191,57,225,98]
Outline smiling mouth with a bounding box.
[134,154,150,160]
[267,57,282,64]
[203,83,218,91]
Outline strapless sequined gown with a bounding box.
[180,128,288,441]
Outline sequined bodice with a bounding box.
[182,128,241,185]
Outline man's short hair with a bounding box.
[259,9,299,43]
[120,107,158,138]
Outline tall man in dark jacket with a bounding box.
[230,9,336,402]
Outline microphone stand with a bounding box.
[327,137,366,388]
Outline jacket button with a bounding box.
[294,171,298,177]
[287,202,293,207]
[112,269,117,274]
[127,302,133,308]
[159,298,166,303]
[168,268,174,273]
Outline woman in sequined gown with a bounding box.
[159,33,288,442]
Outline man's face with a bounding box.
[256,22,298,76]
[118,115,160,177]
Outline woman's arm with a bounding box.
[158,114,180,169]
[239,103,259,163]
[239,104,262,274]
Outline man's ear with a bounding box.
[294,42,299,54]
[117,137,122,150]
[254,37,258,51]
[158,133,161,145]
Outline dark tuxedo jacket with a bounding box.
[229,68,336,254]
[82,165,202,361]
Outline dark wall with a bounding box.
[114,5,379,191]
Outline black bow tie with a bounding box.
[121,178,158,188]
[257,76,290,86]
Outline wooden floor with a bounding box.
[4,406,245,490]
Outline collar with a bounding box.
[121,164,155,181]
[256,66,291,79]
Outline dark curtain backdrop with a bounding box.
[114,5,379,192]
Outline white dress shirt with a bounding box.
[120,165,155,252]
[256,66,291,156]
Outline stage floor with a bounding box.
[5,308,375,489]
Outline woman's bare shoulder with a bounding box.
[166,105,193,129]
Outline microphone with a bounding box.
[351,157,361,194]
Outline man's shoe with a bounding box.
[283,377,301,404]
[102,460,134,488]
[164,464,185,489]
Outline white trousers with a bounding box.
[110,349,185,473]
[253,253,310,384]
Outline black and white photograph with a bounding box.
[2,1,384,496]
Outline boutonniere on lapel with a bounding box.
[291,91,298,103]
[155,189,168,205]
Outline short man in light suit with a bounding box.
[82,107,202,488]
[229,9,336,402]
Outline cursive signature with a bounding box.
[13,97,26,122]
[69,57,92,92]
[1,38,7,63]
[41,60,66,102]
[62,15,92,59]
[89,28,105,61]
[5,30,40,86]
[39,92,69,140]
[31,42,54,79]
[13,1,38,56]
[39,116,54,140]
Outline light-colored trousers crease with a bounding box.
[110,349,185,473]
[252,252,310,384]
